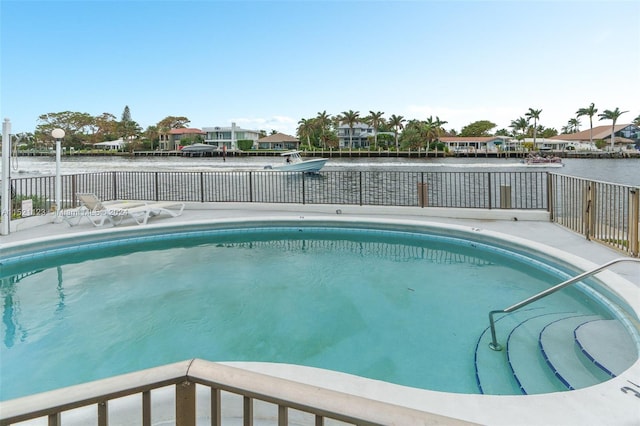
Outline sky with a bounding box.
[1,0,638,137]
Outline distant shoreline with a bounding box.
[15,149,640,159]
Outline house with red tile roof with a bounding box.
[159,128,205,150]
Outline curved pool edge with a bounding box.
[2,213,639,425]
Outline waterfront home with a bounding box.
[202,122,261,151]
[337,122,375,148]
[551,124,640,150]
[93,138,125,151]
[159,128,206,151]
[256,132,300,150]
[439,136,511,153]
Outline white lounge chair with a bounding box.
[69,193,185,226]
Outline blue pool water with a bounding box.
[0,226,626,400]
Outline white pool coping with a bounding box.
[1,203,639,425]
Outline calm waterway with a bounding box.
[7,156,639,186]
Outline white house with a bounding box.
[93,139,125,150]
[201,122,261,150]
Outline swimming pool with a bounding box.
[1,219,638,401]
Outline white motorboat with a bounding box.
[264,150,328,172]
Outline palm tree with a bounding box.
[340,110,360,149]
[424,122,436,155]
[598,107,628,151]
[296,118,314,148]
[424,116,439,152]
[509,117,529,140]
[388,114,405,150]
[568,117,580,133]
[366,111,385,148]
[576,103,598,145]
[315,110,331,149]
[633,114,640,127]
[525,108,542,147]
[433,116,448,144]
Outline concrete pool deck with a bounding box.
[1,203,639,425]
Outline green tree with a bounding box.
[540,127,558,138]
[525,108,542,146]
[433,116,448,144]
[495,128,511,136]
[35,111,94,149]
[388,114,406,150]
[365,111,385,148]
[94,112,118,142]
[509,117,529,141]
[296,118,314,148]
[459,120,497,137]
[155,116,190,150]
[576,103,598,144]
[568,118,580,133]
[142,125,159,150]
[633,114,640,127]
[316,110,332,149]
[118,106,141,154]
[598,107,628,151]
[339,110,360,148]
[399,120,425,149]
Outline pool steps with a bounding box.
[474,308,639,395]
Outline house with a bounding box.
[257,133,300,150]
[439,136,511,153]
[337,122,375,148]
[201,122,261,150]
[159,128,205,151]
[93,138,125,150]
[550,124,639,150]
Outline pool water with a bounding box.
[0,227,621,400]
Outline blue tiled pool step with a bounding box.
[474,308,639,395]
[538,315,608,391]
[574,319,638,377]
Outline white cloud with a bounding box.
[230,115,298,136]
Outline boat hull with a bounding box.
[272,158,328,172]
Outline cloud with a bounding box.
[230,115,298,136]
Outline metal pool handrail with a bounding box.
[488,257,640,351]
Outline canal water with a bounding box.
[6,156,639,186]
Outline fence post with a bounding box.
[112,172,117,201]
[302,172,306,205]
[200,172,204,203]
[417,182,428,207]
[547,173,554,221]
[500,185,512,209]
[154,172,159,201]
[71,175,77,207]
[487,173,492,209]
[359,171,363,206]
[584,182,596,240]
[249,172,253,203]
[629,188,639,257]
[175,381,196,426]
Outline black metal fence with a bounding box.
[4,170,639,256]
[6,170,550,214]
